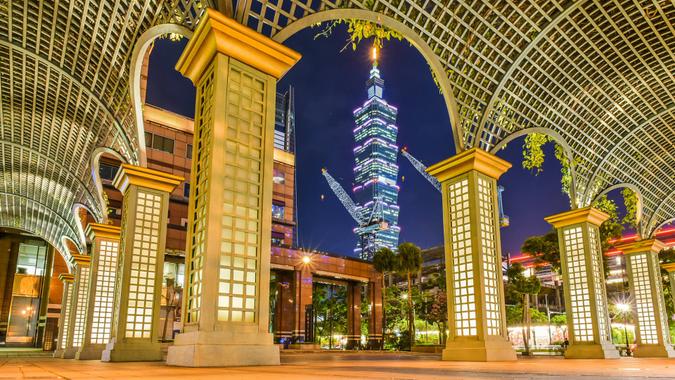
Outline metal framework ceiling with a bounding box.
[0,0,673,256]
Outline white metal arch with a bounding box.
[591,183,644,238]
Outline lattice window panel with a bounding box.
[477,175,501,336]
[216,62,266,323]
[72,266,90,347]
[588,227,610,342]
[91,240,119,344]
[447,177,475,336]
[562,226,592,342]
[59,281,74,349]
[651,255,671,345]
[630,253,658,345]
[186,63,215,324]
[125,190,161,339]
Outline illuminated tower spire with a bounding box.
[351,46,401,260]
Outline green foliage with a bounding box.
[611,326,634,346]
[553,144,579,201]
[373,247,397,274]
[506,305,548,325]
[397,242,423,276]
[659,248,675,318]
[506,262,542,296]
[312,283,347,348]
[550,313,567,325]
[621,188,639,228]
[521,230,561,273]
[314,19,403,52]
[592,195,624,250]
[522,133,552,175]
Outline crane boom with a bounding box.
[401,149,441,191]
[322,169,363,224]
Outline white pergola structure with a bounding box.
[0,0,673,364]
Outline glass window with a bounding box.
[144,132,153,147]
[99,163,119,181]
[272,204,284,219]
[272,169,285,184]
[152,134,174,153]
[186,144,193,159]
[184,183,190,198]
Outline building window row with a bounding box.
[145,132,175,154]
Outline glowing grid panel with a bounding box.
[588,227,610,342]
[91,240,119,344]
[630,253,657,344]
[125,190,160,338]
[562,226,593,342]
[651,255,671,345]
[216,63,265,323]
[59,281,74,349]
[477,175,502,336]
[186,64,215,324]
[72,266,90,347]
[447,178,476,336]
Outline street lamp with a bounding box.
[302,255,311,265]
[615,302,631,355]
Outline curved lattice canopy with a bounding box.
[0,0,673,257]
[239,0,675,237]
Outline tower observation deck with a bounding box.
[352,51,400,260]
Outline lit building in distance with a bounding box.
[352,50,400,260]
[275,86,295,153]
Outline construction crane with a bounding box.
[400,147,510,227]
[321,169,389,259]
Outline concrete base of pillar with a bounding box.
[53,349,64,358]
[633,344,675,358]
[345,337,360,350]
[101,339,162,362]
[75,344,105,360]
[167,330,279,367]
[62,347,78,359]
[442,337,517,361]
[288,342,321,350]
[564,342,620,359]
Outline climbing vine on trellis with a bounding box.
[314,18,403,52]
[522,133,551,175]
[622,187,638,228]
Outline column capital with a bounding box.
[85,223,121,241]
[545,206,609,228]
[112,164,183,194]
[615,238,666,256]
[661,262,675,273]
[176,8,301,83]
[69,254,91,267]
[58,273,75,282]
[426,148,511,182]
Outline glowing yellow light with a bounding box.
[302,256,311,264]
[372,46,378,61]
[616,302,630,312]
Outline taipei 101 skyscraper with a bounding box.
[351,48,401,260]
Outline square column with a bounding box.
[292,267,313,343]
[617,239,675,358]
[367,279,383,349]
[166,9,300,367]
[76,224,121,360]
[62,254,91,358]
[53,273,74,358]
[346,282,362,349]
[426,148,516,361]
[545,207,619,359]
[102,165,182,362]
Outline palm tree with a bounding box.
[397,242,423,350]
[373,247,396,350]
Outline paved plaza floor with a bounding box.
[1,351,674,379]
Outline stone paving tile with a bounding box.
[0,354,673,379]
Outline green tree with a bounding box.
[521,230,560,273]
[659,248,675,319]
[397,242,423,350]
[372,247,397,349]
[312,283,347,349]
[506,263,542,356]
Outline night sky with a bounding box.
[146,25,621,259]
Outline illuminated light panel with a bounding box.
[72,266,90,347]
[91,240,119,344]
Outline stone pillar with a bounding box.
[101,165,182,362]
[76,223,121,360]
[346,282,362,349]
[367,279,383,349]
[62,254,91,358]
[662,263,675,319]
[166,9,300,367]
[53,273,74,358]
[617,239,675,357]
[273,270,294,343]
[545,207,619,359]
[426,148,516,361]
[293,266,313,343]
